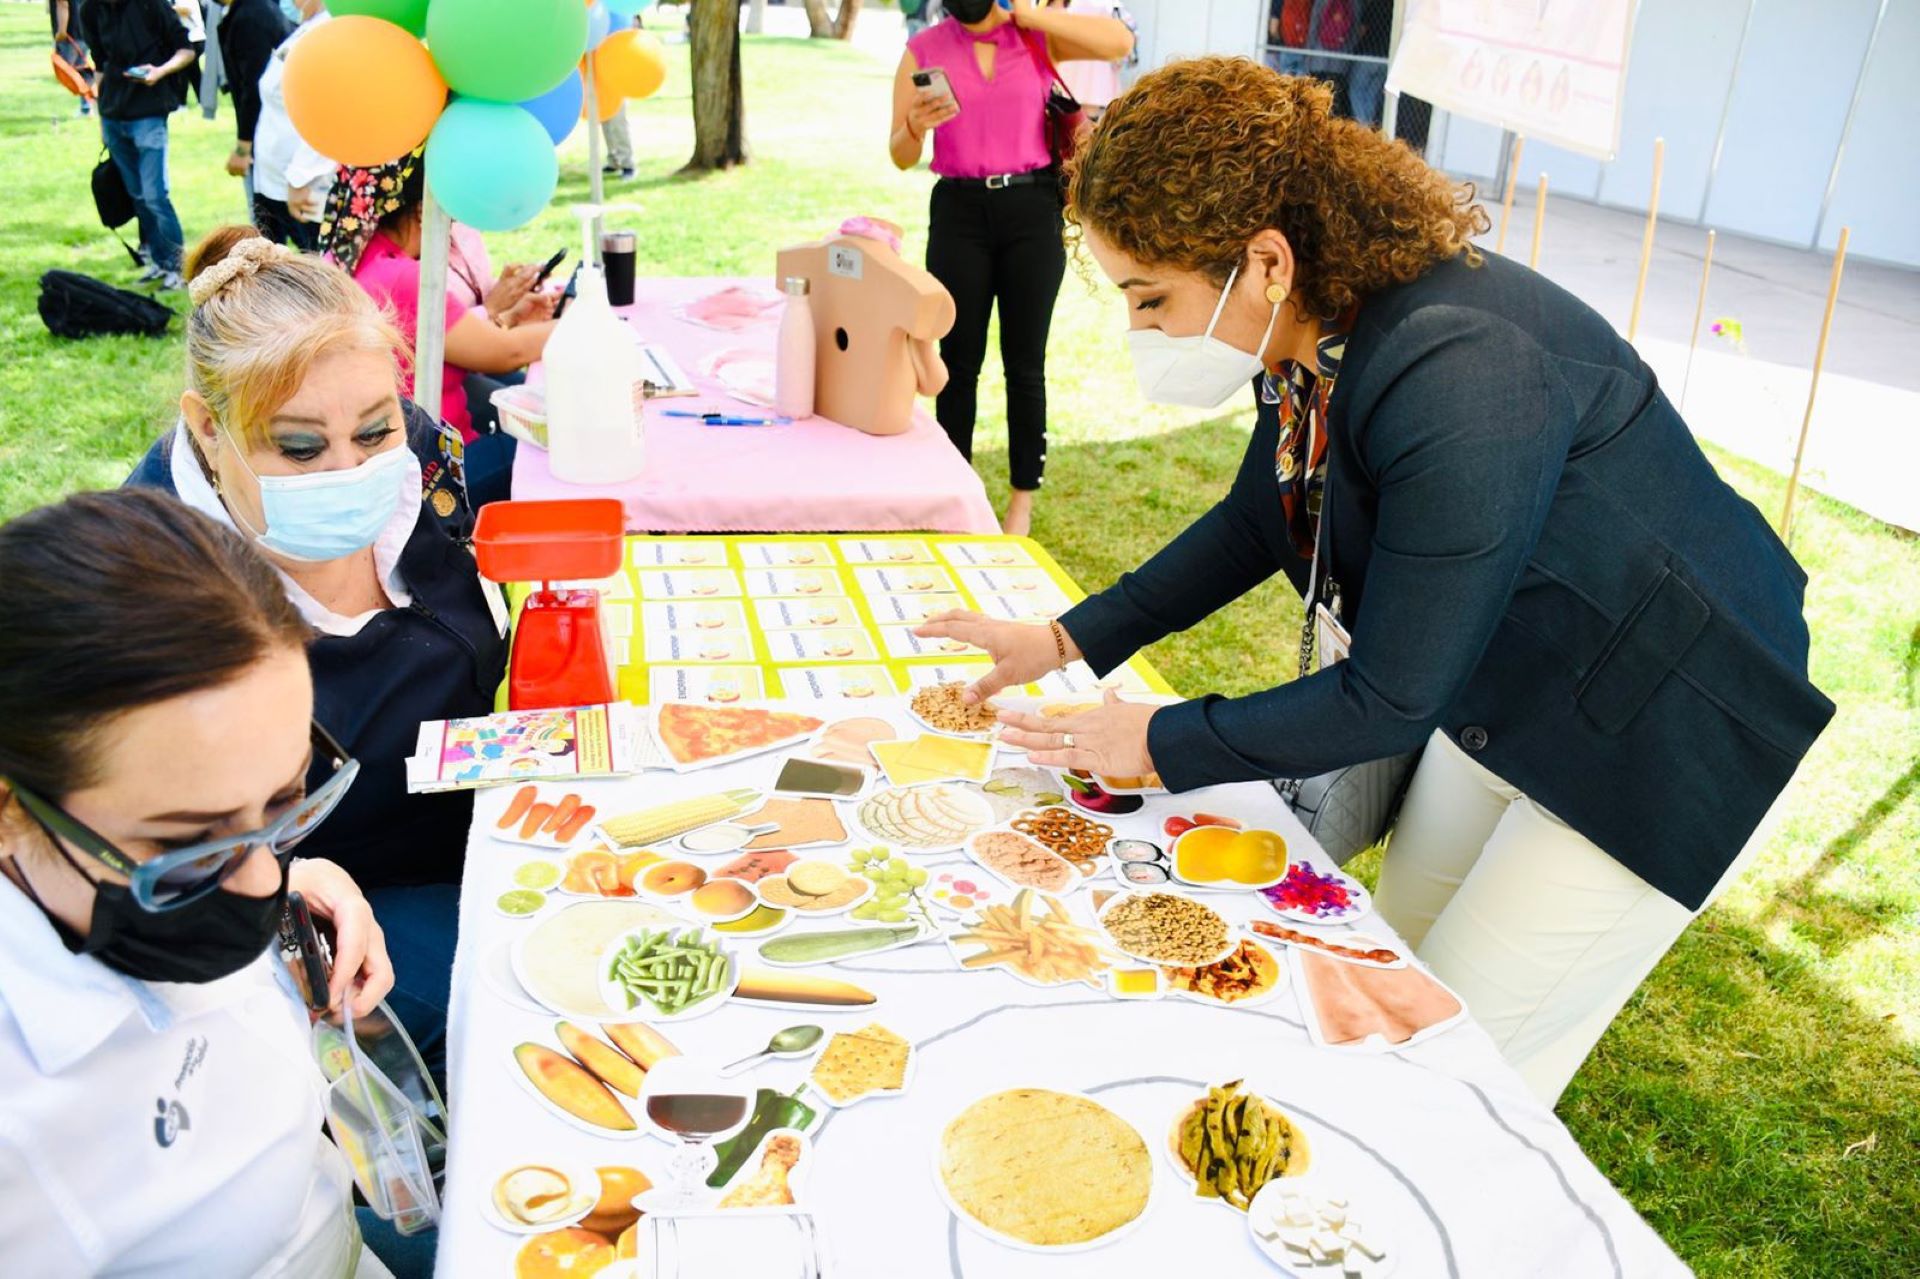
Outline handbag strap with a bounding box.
[1019,27,1074,99]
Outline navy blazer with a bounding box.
[1062,252,1833,909]
[126,402,508,889]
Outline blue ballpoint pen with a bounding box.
[661,410,793,427]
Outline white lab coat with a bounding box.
[250,13,335,209]
[0,876,361,1277]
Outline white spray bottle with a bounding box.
[545,203,647,484]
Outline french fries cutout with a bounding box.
[946,889,1116,987]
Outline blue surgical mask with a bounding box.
[227,439,418,563]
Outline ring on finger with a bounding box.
[1062,733,1076,749]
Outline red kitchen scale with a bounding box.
[472,499,626,711]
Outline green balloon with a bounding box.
[426,0,587,104]
[325,0,429,37]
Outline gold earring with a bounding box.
[1265,284,1288,305]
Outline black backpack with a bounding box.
[38,270,174,338]
[91,150,147,267]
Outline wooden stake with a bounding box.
[1627,137,1665,342]
[1528,172,1548,270]
[1679,230,1716,415]
[1779,227,1850,544]
[415,190,451,422]
[1496,134,1525,254]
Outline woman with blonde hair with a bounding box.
[918,59,1832,1102]
[126,226,509,1077]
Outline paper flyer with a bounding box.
[854,565,957,596]
[635,568,744,600]
[774,665,898,700]
[880,625,981,658]
[762,628,880,662]
[835,538,935,564]
[864,592,968,625]
[934,541,1034,567]
[754,596,862,630]
[647,665,768,703]
[629,539,729,568]
[641,600,749,633]
[735,540,834,567]
[742,568,843,598]
[642,628,756,664]
[405,703,642,792]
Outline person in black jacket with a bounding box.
[79,0,195,286]
[124,226,509,1079]
[214,0,289,188]
[917,60,1834,1103]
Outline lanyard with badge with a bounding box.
[1291,392,1352,681]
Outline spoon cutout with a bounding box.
[721,1023,825,1075]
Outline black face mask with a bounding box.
[77,864,287,984]
[946,0,998,24]
[16,832,291,984]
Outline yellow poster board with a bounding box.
[531,533,1173,706]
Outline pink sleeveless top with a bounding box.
[907,18,1053,180]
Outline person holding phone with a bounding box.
[914,59,1832,1104]
[322,154,558,506]
[125,227,510,1083]
[0,487,397,1275]
[890,0,1132,536]
[79,0,196,289]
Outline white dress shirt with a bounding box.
[0,877,360,1276]
[252,14,336,207]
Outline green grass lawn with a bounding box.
[2,10,1916,1273]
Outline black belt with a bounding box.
[939,169,1056,190]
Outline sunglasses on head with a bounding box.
[7,722,359,912]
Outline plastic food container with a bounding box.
[491,383,550,450]
[472,499,626,583]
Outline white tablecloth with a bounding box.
[433,700,1686,1278]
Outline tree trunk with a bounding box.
[685,0,749,171]
[801,0,833,38]
[832,0,861,39]
[745,0,766,35]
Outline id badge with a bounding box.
[1314,602,1352,669]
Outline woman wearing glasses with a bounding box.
[0,488,391,1275]
[125,226,510,1075]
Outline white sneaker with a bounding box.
[159,271,186,291]
[136,263,165,283]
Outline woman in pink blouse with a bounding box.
[891,0,1131,536]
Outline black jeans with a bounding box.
[250,193,318,252]
[925,177,1066,491]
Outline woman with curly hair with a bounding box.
[917,58,1831,1102]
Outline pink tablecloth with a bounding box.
[511,276,999,534]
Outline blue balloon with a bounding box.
[426,100,559,232]
[585,2,612,49]
[602,0,653,18]
[520,70,584,145]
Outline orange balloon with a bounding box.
[581,55,624,123]
[284,15,447,167]
[595,29,667,102]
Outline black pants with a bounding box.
[925,177,1066,491]
[251,193,318,252]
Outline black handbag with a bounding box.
[1273,436,1421,865]
[38,270,174,339]
[91,150,147,267]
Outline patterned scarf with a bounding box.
[1264,322,1350,561]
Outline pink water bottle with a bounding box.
[775,276,815,419]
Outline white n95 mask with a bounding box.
[1127,263,1281,408]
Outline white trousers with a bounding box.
[1374,730,1777,1105]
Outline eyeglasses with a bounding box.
[7,722,359,912]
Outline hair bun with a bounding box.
[188,235,297,307]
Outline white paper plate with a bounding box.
[479,1161,601,1234]
[1094,890,1237,968]
[931,1089,1156,1254]
[1245,1177,1400,1277]
[598,927,742,1024]
[1258,865,1375,926]
[1162,1088,1314,1210]
[1159,937,1291,1011]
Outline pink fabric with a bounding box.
[907,18,1052,179]
[513,277,999,534]
[1056,0,1123,108]
[446,223,495,312]
[354,232,476,440]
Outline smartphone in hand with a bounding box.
[280,890,335,1014]
[123,64,153,80]
[531,247,568,289]
[911,67,959,115]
